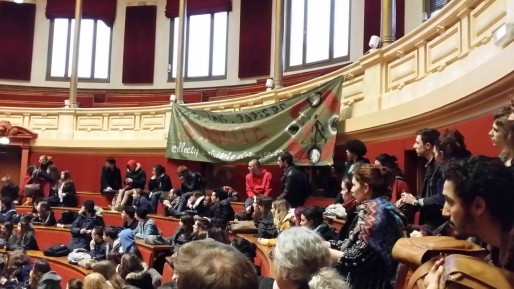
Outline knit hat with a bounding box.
[127,160,137,169]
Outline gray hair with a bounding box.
[273,227,347,289]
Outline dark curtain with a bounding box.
[238,0,272,79]
[0,2,36,81]
[122,6,157,84]
[46,0,117,27]
[165,0,232,18]
[363,0,405,54]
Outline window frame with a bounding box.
[168,12,229,82]
[284,0,351,72]
[46,18,112,82]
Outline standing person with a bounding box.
[1,176,19,204]
[276,152,310,208]
[57,171,77,207]
[33,155,58,198]
[148,164,172,214]
[100,157,122,195]
[244,159,272,210]
[344,139,370,176]
[20,165,39,206]
[400,128,445,230]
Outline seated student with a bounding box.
[103,226,140,258]
[172,239,257,289]
[168,215,194,251]
[30,201,57,226]
[186,191,208,216]
[252,196,273,221]
[162,189,183,217]
[0,197,16,223]
[112,160,147,211]
[133,208,159,239]
[0,249,33,286]
[206,227,230,244]
[0,222,17,249]
[91,260,125,289]
[192,219,212,240]
[28,259,62,289]
[149,164,173,214]
[11,217,38,251]
[70,200,105,250]
[201,188,235,229]
[122,206,139,230]
[258,199,294,246]
[89,226,107,261]
[118,253,154,289]
[300,206,336,241]
[132,189,152,213]
[1,176,19,204]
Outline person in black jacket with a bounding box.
[276,152,311,208]
[30,201,56,226]
[1,176,19,204]
[118,253,154,289]
[177,166,205,194]
[148,164,172,214]
[69,200,105,250]
[100,157,122,195]
[89,226,107,261]
[0,197,16,223]
[201,188,234,229]
[10,217,38,251]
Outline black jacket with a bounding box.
[100,166,122,193]
[1,183,19,201]
[126,166,147,190]
[277,165,311,208]
[419,158,445,229]
[31,211,57,226]
[60,181,78,207]
[148,173,172,193]
[209,199,235,229]
[10,230,38,251]
[180,171,205,193]
[69,208,105,250]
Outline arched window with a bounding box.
[168,11,228,80]
[285,0,351,70]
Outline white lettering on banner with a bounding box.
[171,142,200,157]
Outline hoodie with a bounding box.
[118,229,140,256]
[36,271,62,289]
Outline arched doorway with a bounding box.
[0,120,38,186]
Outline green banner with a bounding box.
[166,76,343,165]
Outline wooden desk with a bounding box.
[0,249,89,288]
[32,226,172,267]
[238,233,275,278]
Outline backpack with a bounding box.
[44,244,71,257]
[67,248,92,264]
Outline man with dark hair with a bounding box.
[133,207,158,239]
[148,164,172,213]
[401,128,445,230]
[89,226,107,260]
[201,188,234,229]
[0,197,16,223]
[70,200,105,250]
[173,239,258,289]
[122,206,139,230]
[177,165,205,194]
[344,139,370,176]
[100,157,122,194]
[441,156,514,271]
[276,152,311,208]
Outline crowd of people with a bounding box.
[0,97,513,289]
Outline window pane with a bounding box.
[305,0,330,63]
[289,0,305,66]
[94,20,111,79]
[77,19,94,78]
[172,18,179,78]
[212,12,227,76]
[333,0,350,58]
[187,14,211,77]
[50,19,69,77]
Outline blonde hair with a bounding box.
[272,199,290,231]
[84,273,112,289]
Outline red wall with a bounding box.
[29,112,500,197]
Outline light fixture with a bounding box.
[265,78,274,91]
[0,136,10,145]
[493,23,514,48]
[369,35,381,50]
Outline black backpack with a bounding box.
[43,244,71,257]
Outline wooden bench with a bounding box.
[238,233,275,278]
[32,226,172,267]
[76,192,113,207]
[0,249,89,288]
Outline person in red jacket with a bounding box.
[244,159,272,211]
